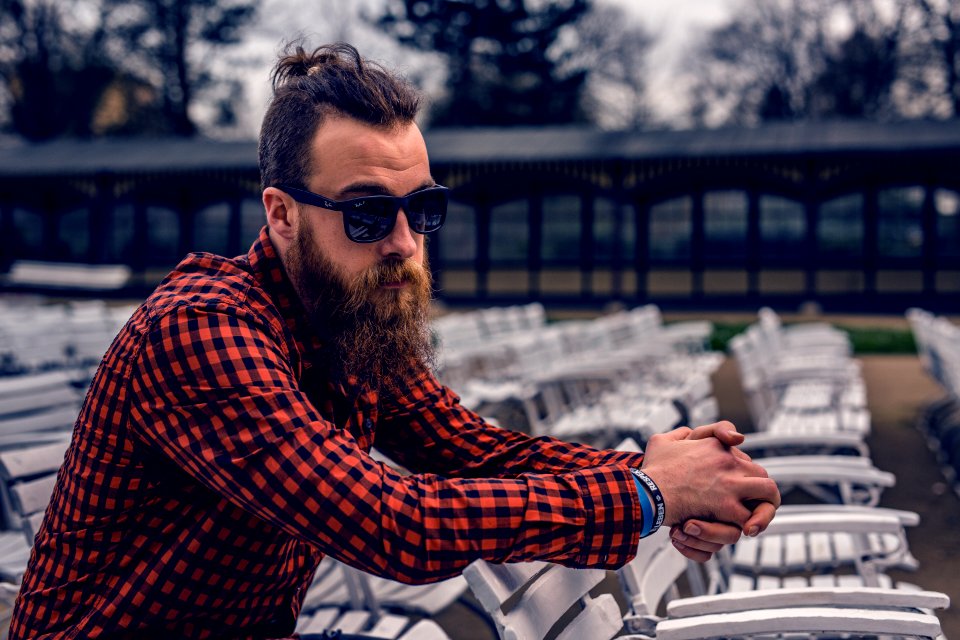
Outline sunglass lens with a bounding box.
[346,205,393,242]
[408,190,447,232]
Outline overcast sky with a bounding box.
[608,0,735,124]
[217,0,737,137]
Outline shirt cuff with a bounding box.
[572,466,642,569]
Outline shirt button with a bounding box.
[599,554,608,564]
[364,418,374,430]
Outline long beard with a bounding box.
[284,222,434,389]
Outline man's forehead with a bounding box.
[307,117,431,195]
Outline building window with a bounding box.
[760,195,805,260]
[439,201,476,264]
[594,197,633,265]
[704,190,748,261]
[146,206,180,266]
[242,199,265,246]
[11,208,44,259]
[193,203,230,255]
[878,186,924,258]
[490,199,529,263]
[57,209,91,260]
[819,194,864,258]
[935,188,960,260]
[649,197,691,262]
[107,204,135,263]
[541,195,581,263]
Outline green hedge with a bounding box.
[708,322,917,355]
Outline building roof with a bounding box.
[1,119,960,176]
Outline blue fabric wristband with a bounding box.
[631,468,666,538]
[633,475,654,538]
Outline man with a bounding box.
[10,42,778,639]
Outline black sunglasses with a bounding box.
[278,183,449,243]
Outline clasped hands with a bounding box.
[639,421,781,563]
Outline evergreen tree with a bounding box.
[101,0,256,136]
[374,0,592,126]
[0,0,256,139]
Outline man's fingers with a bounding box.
[659,426,693,441]
[729,446,753,462]
[737,476,782,508]
[675,519,742,547]
[685,421,744,447]
[742,501,778,537]
[671,536,715,563]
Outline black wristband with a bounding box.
[630,468,665,534]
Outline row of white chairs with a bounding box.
[435,305,722,450]
[457,310,950,638]
[0,298,135,374]
[907,308,960,496]
[462,436,950,640]
[730,308,869,447]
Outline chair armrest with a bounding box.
[666,586,950,618]
[655,606,943,640]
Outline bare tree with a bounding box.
[559,3,655,129]
[686,0,908,126]
[100,0,257,136]
[912,0,960,117]
[686,0,833,126]
[0,0,116,139]
[0,0,257,139]
[809,0,907,119]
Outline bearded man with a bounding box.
[10,43,779,639]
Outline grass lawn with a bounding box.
[708,322,917,354]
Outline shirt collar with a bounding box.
[247,226,325,361]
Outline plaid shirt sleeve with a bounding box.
[131,303,645,583]
[375,366,645,476]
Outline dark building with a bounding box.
[1,119,959,311]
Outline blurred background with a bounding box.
[0,0,958,312]
[2,2,960,636]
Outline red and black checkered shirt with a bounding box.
[11,228,645,639]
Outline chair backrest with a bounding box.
[0,439,69,535]
[0,371,81,450]
[462,560,623,640]
[616,527,691,634]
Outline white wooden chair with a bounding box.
[296,608,449,639]
[0,370,80,450]
[758,454,895,507]
[300,556,470,624]
[619,523,948,640]
[718,507,921,591]
[655,596,947,640]
[739,430,870,458]
[730,324,864,430]
[461,559,623,640]
[296,558,456,640]
[295,560,452,639]
[0,438,69,588]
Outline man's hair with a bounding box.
[258,42,422,191]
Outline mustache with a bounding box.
[339,258,431,315]
[364,259,427,287]
[349,258,429,293]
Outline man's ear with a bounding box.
[263,187,298,243]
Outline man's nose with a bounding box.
[379,209,419,259]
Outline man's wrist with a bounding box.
[631,468,665,536]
